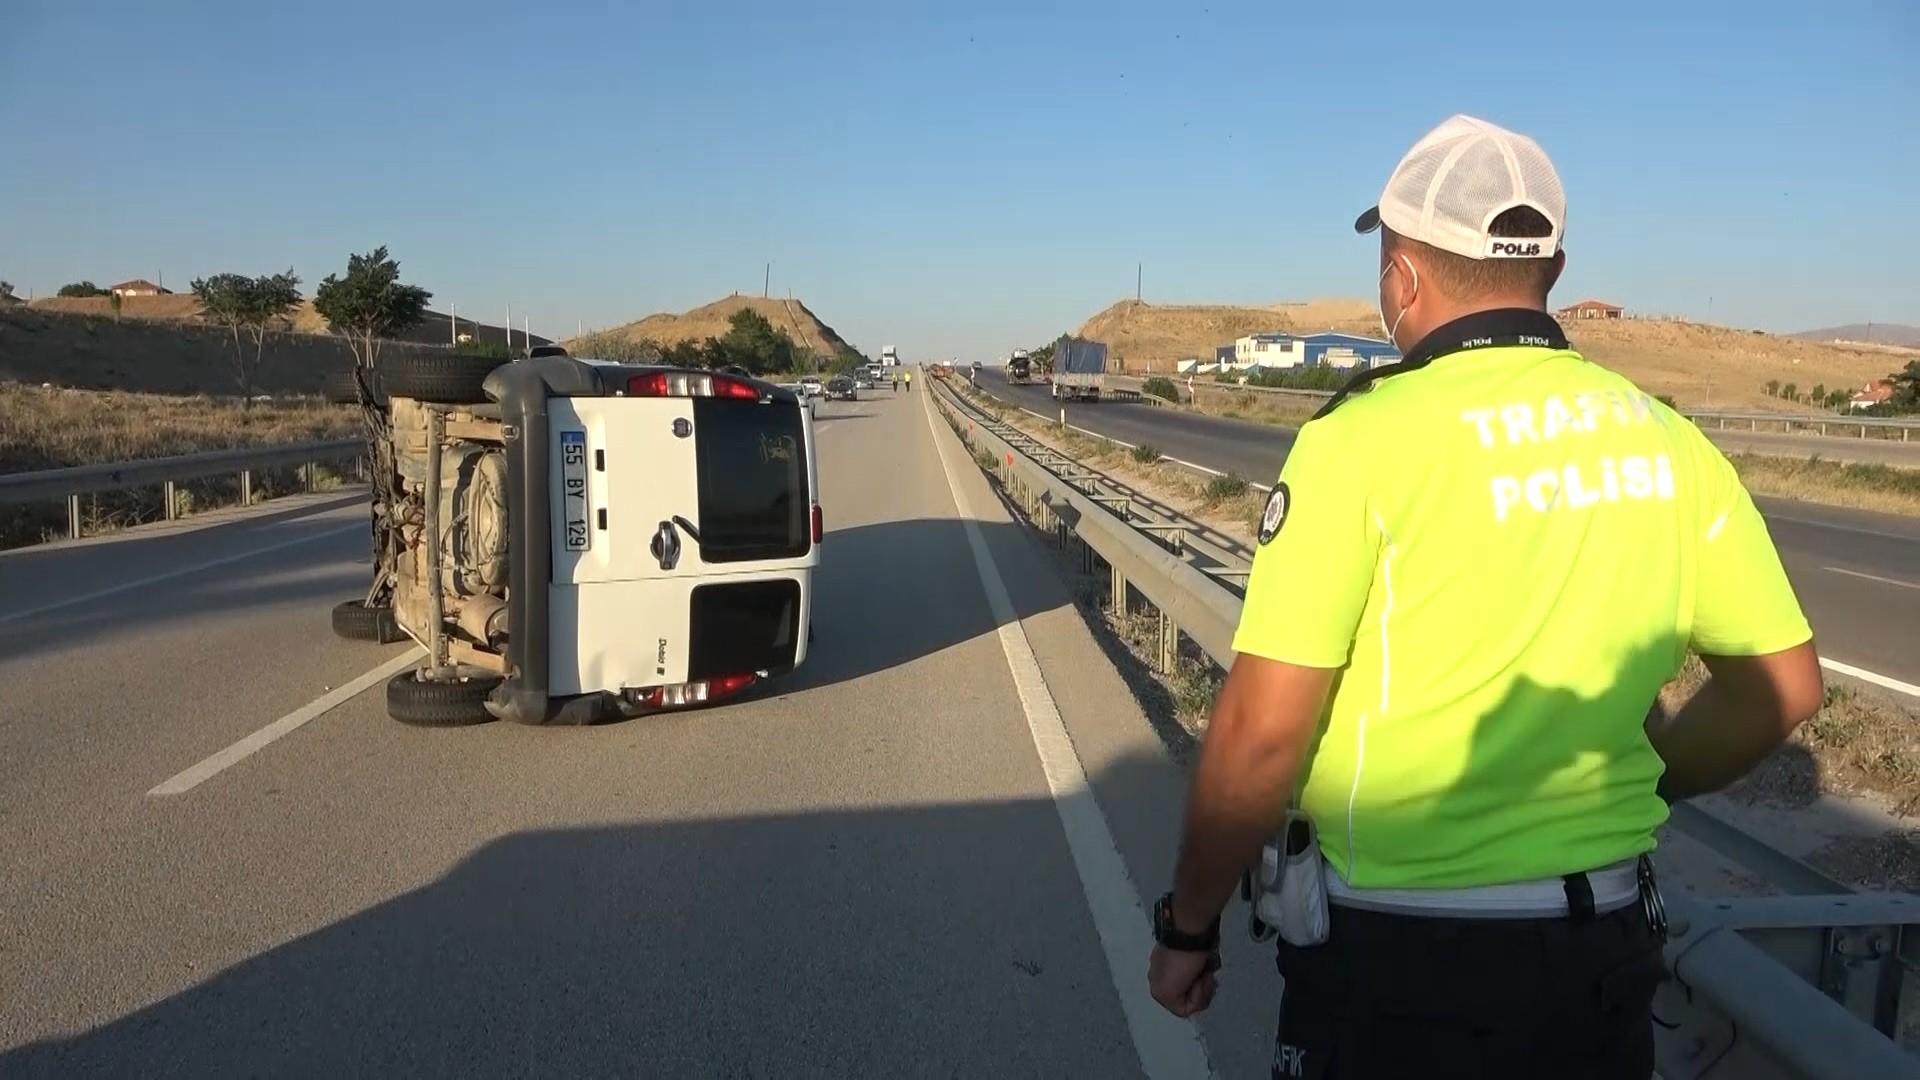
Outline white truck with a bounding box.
[879,345,899,367]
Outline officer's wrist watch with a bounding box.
[1151,892,1221,952]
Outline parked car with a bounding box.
[826,375,858,401]
[330,348,820,727]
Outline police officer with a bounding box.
[1147,115,1824,1078]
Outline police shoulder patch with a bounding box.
[1258,482,1290,545]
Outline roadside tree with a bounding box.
[192,270,302,400]
[312,246,431,377]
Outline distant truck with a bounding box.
[1050,338,1111,402]
[1006,350,1032,384]
[880,345,899,367]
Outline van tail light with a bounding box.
[625,371,764,400]
[631,672,759,710]
[811,504,823,544]
[709,374,762,400]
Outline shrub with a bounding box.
[57,281,109,298]
[1205,473,1249,500]
[1142,376,1180,402]
[1130,443,1163,464]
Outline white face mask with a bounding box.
[1377,254,1418,350]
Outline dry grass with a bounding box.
[0,384,359,549]
[1727,453,1920,517]
[1073,296,1913,411]
[0,383,355,474]
[1660,655,1920,815]
[570,294,855,360]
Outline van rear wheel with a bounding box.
[386,668,501,727]
[380,353,509,404]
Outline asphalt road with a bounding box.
[0,388,1289,1077]
[973,379,1920,692]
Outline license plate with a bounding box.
[560,430,590,552]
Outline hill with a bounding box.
[573,294,855,359]
[1073,298,1910,410]
[30,294,544,350]
[0,306,476,397]
[1790,323,1920,350]
[1075,299,1378,372]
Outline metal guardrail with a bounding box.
[930,378,1920,1079]
[0,438,364,540]
[1680,409,1916,441]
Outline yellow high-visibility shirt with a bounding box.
[1233,309,1810,888]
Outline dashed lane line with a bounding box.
[148,648,422,796]
[0,521,364,625]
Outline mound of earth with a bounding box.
[575,294,854,359]
[1074,297,1910,409]
[1074,298,1379,372]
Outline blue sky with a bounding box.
[2,0,1914,361]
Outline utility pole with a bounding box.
[450,303,457,346]
[764,262,771,299]
[506,302,513,353]
[524,314,530,356]
[1136,263,1142,303]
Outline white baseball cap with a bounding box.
[1354,114,1566,260]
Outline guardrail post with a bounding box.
[240,469,253,507]
[67,494,82,540]
[304,461,316,493]
[1819,422,1827,436]
[1111,563,1127,616]
[1861,423,1868,439]
[1158,611,1177,673]
[164,480,177,521]
[1719,417,1727,430]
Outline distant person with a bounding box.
[1147,115,1821,1078]
[905,368,914,392]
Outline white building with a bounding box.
[1230,332,1400,371]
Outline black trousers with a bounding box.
[1272,900,1663,1080]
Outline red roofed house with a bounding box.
[1849,380,1895,411]
[1557,299,1624,320]
[109,278,171,297]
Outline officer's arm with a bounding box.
[1170,655,1333,932]
[1650,643,1822,802]
[1652,432,1820,802]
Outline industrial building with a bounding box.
[1229,331,1401,371]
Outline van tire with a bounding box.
[386,669,500,726]
[381,353,508,404]
[324,368,386,407]
[332,600,404,643]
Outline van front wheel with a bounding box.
[386,668,501,727]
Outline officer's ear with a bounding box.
[1545,249,1567,296]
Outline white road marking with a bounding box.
[1011,407,1273,492]
[1820,658,1920,699]
[1821,565,1920,590]
[1761,511,1917,543]
[149,648,422,796]
[921,391,1214,1080]
[0,521,364,624]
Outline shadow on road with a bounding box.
[0,751,1184,1077]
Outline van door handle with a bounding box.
[650,521,681,570]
